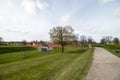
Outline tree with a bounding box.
[0,37,3,45]
[113,37,119,45]
[100,36,112,44]
[100,38,106,44]
[104,36,113,44]
[86,36,94,48]
[73,34,79,45]
[79,35,87,46]
[40,40,48,46]
[88,36,93,44]
[87,36,93,43]
[21,40,27,45]
[49,26,77,53]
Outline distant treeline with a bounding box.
[0,46,36,54]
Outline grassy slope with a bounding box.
[0,46,94,80]
[0,48,60,64]
[0,46,36,54]
[100,45,120,58]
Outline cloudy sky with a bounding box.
[0,0,120,42]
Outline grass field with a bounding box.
[0,46,94,80]
[100,44,120,58]
[0,46,36,54]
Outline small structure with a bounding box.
[39,47,48,52]
[38,46,54,52]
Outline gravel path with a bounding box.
[86,47,120,80]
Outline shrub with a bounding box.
[0,46,36,54]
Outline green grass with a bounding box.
[0,46,94,80]
[0,48,60,64]
[0,46,36,54]
[99,44,120,58]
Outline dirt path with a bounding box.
[86,47,120,80]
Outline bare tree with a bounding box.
[113,37,119,45]
[100,38,106,44]
[80,35,87,46]
[100,36,113,44]
[87,36,94,47]
[40,40,48,46]
[21,40,27,45]
[0,37,3,45]
[73,34,79,45]
[88,36,93,44]
[49,26,77,53]
[105,36,113,44]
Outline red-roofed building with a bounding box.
[47,42,60,48]
[26,41,42,46]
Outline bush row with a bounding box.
[0,46,36,54]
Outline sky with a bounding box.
[0,0,120,42]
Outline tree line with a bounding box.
[100,36,119,45]
[49,26,120,53]
[0,26,120,53]
[49,25,95,53]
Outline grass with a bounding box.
[0,46,94,80]
[99,44,120,58]
[0,48,60,64]
[0,46,36,54]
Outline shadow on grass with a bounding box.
[0,75,3,80]
[65,49,87,54]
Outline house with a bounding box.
[47,42,60,48]
[26,41,42,46]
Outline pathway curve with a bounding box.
[86,47,120,80]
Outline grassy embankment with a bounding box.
[0,46,36,54]
[0,46,94,80]
[99,44,120,58]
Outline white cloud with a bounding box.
[0,0,120,42]
[36,0,48,10]
[114,7,120,17]
[98,0,114,4]
[7,0,14,8]
[22,0,37,15]
[21,0,48,15]
[60,14,71,23]
[0,16,3,21]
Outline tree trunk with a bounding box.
[61,34,64,53]
[61,44,64,53]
